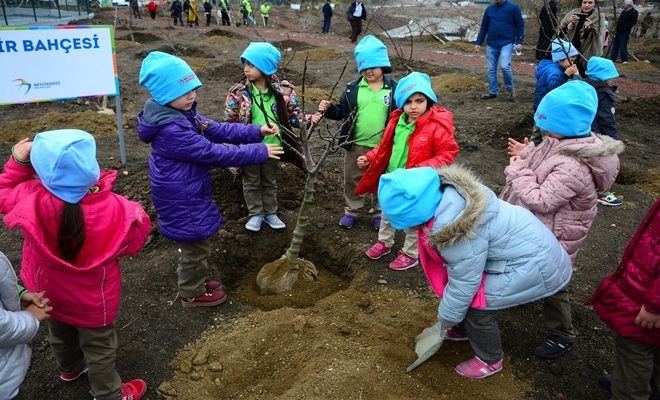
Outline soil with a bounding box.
[3,4,659,400]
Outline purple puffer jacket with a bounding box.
[500,134,623,261]
[138,99,268,242]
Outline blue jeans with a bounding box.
[322,16,331,32]
[610,32,630,62]
[486,44,514,95]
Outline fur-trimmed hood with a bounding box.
[429,164,492,248]
[556,133,624,191]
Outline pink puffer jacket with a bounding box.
[588,200,660,347]
[500,134,623,261]
[0,157,151,328]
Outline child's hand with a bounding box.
[564,64,579,77]
[25,302,52,321]
[12,138,32,163]
[635,305,660,329]
[260,123,279,137]
[22,291,49,308]
[509,156,521,165]
[266,144,284,160]
[310,113,323,125]
[356,155,370,168]
[507,137,529,157]
[317,100,331,112]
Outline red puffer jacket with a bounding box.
[588,200,660,347]
[355,105,459,195]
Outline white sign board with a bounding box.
[0,26,118,105]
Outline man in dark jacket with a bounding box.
[536,0,558,60]
[474,0,525,101]
[322,0,333,33]
[171,0,184,25]
[610,0,638,63]
[346,0,367,43]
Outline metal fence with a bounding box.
[1,0,93,26]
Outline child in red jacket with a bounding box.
[0,130,151,400]
[589,200,660,399]
[146,0,158,19]
[355,72,459,271]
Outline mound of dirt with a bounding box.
[201,36,233,46]
[181,56,213,72]
[431,73,486,93]
[160,285,531,400]
[0,111,120,143]
[118,32,162,43]
[206,29,241,38]
[619,61,658,73]
[116,39,142,50]
[298,87,339,104]
[292,47,347,62]
[430,41,476,53]
[273,40,315,52]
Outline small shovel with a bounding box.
[406,322,448,373]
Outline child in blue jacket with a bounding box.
[138,51,283,308]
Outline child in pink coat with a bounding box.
[0,130,151,400]
[500,80,623,359]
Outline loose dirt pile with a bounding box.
[181,56,213,72]
[0,111,120,143]
[160,284,530,400]
[431,73,486,93]
[202,36,234,46]
[619,61,659,73]
[292,47,347,62]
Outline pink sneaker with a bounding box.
[455,356,503,379]
[446,327,469,342]
[388,252,419,271]
[60,365,88,382]
[366,241,391,260]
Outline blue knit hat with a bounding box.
[393,72,438,110]
[586,57,619,81]
[534,80,597,137]
[551,39,579,63]
[240,42,281,76]
[354,35,391,73]
[31,129,101,204]
[378,167,442,230]
[139,51,202,106]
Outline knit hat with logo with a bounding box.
[393,71,438,110]
[139,51,202,106]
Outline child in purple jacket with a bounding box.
[138,51,283,308]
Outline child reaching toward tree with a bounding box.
[0,252,51,400]
[224,42,303,233]
[500,80,623,360]
[138,51,282,307]
[0,130,151,400]
[311,35,397,231]
[355,72,459,271]
[378,165,573,379]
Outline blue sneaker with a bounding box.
[597,192,623,206]
[264,214,286,229]
[339,214,357,229]
[245,215,264,232]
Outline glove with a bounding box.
[406,322,447,373]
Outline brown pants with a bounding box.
[242,159,279,217]
[349,18,362,43]
[47,319,122,400]
[177,239,211,298]
[612,334,660,400]
[543,286,576,341]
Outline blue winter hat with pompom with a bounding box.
[240,42,281,76]
[586,57,619,82]
[394,72,438,109]
[534,80,597,137]
[378,167,442,230]
[551,39,579,62]
[354,35,391,73]
[31,129,100,203]
[139,51,202,106]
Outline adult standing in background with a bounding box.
[171,0,184,25]
[260,1,271,27]
[560,0,605,74]
[322,0,333,33]
[217,0,231,25]
[610,0,638,64]
[130,0,142,19]
[347,0,367,44]
[536,0,558,60]
[474,0,525,100]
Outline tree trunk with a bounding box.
[285,170,316,263]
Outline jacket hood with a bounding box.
[556,134,624,190]
[391,105,455,135]
[428,165,490,248]
[137,98,191,143]
[536,59,559,79]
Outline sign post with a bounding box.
[0,25,126,164]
